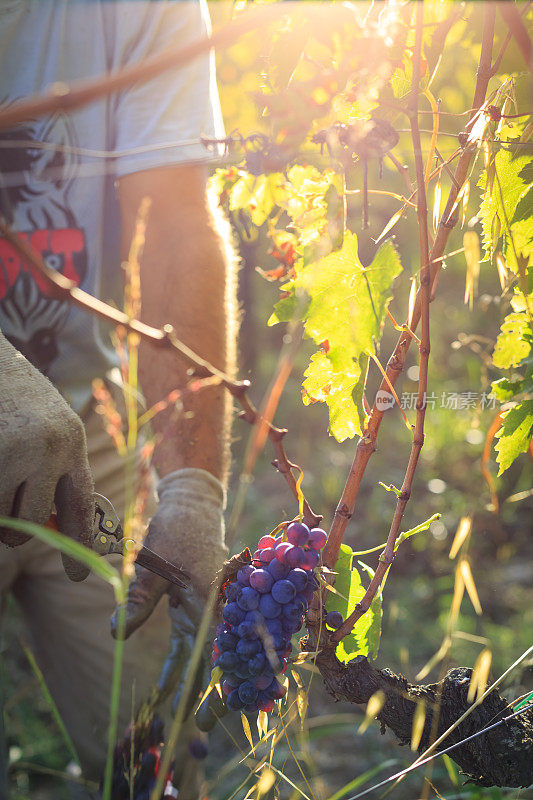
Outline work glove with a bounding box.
[157,597,207,716]
[111,467,227,639]
[0,331,94,580]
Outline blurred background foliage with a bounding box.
[5,2,532,798]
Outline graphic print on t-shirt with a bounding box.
[0,110,87,375]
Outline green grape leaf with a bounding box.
[492,312,532,369]
[491,377,523,403]
[391,52,413,100]
[229,172,286,227]
[356,560,382,661]
[326,544,382,663]
[511,184,533,225]
[494,399,533,475]
[302,350,369,441]
[478,145,532,270]
[293,233,401,440]
[283,166,345,265]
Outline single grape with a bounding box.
[222,602,245,626]
[245,609,264,624]
[224,583,240,602]
[325,610,343,629]
[302,587,315,603]
[243,703,259,716]
[237,564,254,585]
[236,620,258,640]
[224,673,242,688]
[222,680,233,696]
[218,651,239,672]
[258,696,275,713]
[188,738,208,760]
[249,568,274,594]
[274,542,292,563]
[286,521,310,546]
[271,579,296,604]
[195,698,218,732]
[218,632,238,651]
[268,559,289,581]
[282,617,302,634]
[269,679,287,700]
[268,655,286,674]
[258,547,276,564]
[287,568,308,593]
[248,652,267,675]
[259,594,282,619]
[254,672,274,690]
[258,535,276,549]
[236,638,260,660]
[301,548,319,571]
[285,546,304,568]
[226,689,245,711]
[215,622,226,635]
[235,663,251,679]
[282,601,302,622]
[294,593,308,612]
[238,681,259,705]
[237,587,259,611]
[271,632,288,650]
[308,528,327,551]
[264,617,282,636]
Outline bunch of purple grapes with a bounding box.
[212,521,327,716]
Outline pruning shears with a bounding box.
[48,493,189,588]
[92,493,189,587]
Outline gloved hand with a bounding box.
[111,467,227,639]
[0,331,94,580]
[157,596,207,716]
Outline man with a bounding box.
[0,0,237,791]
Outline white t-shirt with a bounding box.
[0,0,224,410]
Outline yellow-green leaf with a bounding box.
[281,232,402,441]
[492,312,531,369]
[411,699,426,751]
[326,544,382,663]
[241,711,255,753]
[495,400,533,474]
[358,690,385,733]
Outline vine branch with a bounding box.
[0,218,321,528]
[332,1,432,643]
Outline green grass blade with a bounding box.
[326,760,399,800]
[102,601,126,800]
[513,690,533,711]
[20,639,80,768]
[0,517,120,589]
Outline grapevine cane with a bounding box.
[322,2,497,574]
[332,0,432,643]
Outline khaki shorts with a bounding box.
[0,397,171,785]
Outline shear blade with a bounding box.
[134,545,190,589]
